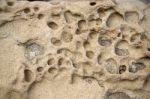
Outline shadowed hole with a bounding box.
[51,37,61,46]
[24,8,30,13]
[33,7,39,12]
[107,12,124,28]
[125,11,139,23]
[7,2,14,6]
[47,21,58,30]
[38,14,44,19]
[47,58,55,65]
[61,31,73,43]
[115,40,129,56]
[83,41,90,49]
[89,30,97,39]
[119,65,126,74]
[78,20,86,30]
[90,2,96,6]
[25,43,44,60]
[24,69,32,82]
[105,58,118,74]
[86,51,94,59]
[58,58,64,66]
[129,62,145,73]
[37,67,43,72]
[98,37,112,46]
[48,67,57,74]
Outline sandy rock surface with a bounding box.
[0,0,150,99]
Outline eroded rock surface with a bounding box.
[0,0,150,99]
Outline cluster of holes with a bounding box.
[19,3,150,82]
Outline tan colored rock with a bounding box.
[0,0,150,99]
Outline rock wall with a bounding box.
[0,0,150,99]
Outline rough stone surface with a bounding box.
[0,0,150,99]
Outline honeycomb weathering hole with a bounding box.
[107,12,124,28]
[125,11,139,23]
[105,58,118,74]
[47,21,58,30]
[0,0,150,99]
[25,43,44,60]
[47,58,55,65]
[98,36,112,47]
[51,37,61,46]
[61,31,73,42]
[24,69,33,82]
[115,40,129,56]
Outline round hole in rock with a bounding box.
[51,37,61,46]
[25,43,43,60]
[47,58,55,65]
[24,8,30,13]
[58,58,64,66]
[47,21,58,30]
[119,65,126,74]
[48,67,57,74]
[83,41,90,49]
[130,33,141,42]
[129,62,145,73]
[125,11,139,23]
[37,67,43,72]
[33,7,39,12]
[61,31,73,43]
[38,14,44,19]
[89,31,97,39]
[24,69,32,82]
[86,51,94,59]
[115,40,129,56]
[107,12,124,28]
[78,20,86,30]
[115,48,129,56]
[98,37,112,47]
[105,58,118,74]
[90,2,96,6]
[7,2,14,6]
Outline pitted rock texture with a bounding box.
[0,0,150,99]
